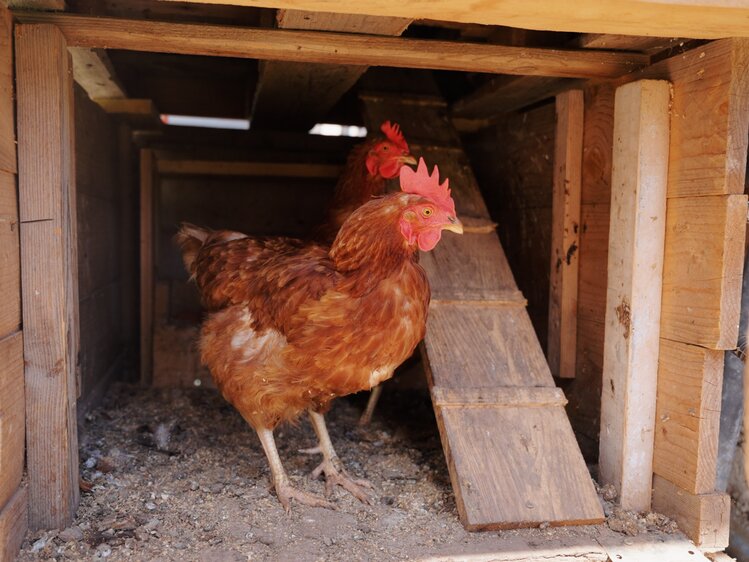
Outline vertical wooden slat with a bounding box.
[599,79,670,512]
[548,89,583,378]
[0,332,24,511]
[0,487,28,562]
[140,149,154,385]
[15,23,79,530]
[0,5,14,175]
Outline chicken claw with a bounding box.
[274,478,335,512]
[310,457,375,504]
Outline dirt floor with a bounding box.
[16,383,705,562]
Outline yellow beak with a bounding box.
[443,217,464,235]
[399,155,418,166]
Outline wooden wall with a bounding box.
[75,86,138,413]
[0,4,28,558]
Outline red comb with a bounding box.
[399,158,456,215]
[380,121,409,152]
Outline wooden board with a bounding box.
[660,194,747,349]
[14,13,648,79]
[548,90,582,379]
[140,149,154,385]
[69,47,126,100]
[653,339,723,495]
[15,23,79,530]
[598,80,670,512]
[652,475,730,550]
[157,159,343,178]
[163,0,749,39]
[0,487,28,562]
[0,5,14,175]
[363,94,603,530]
[0,332,24,511]
[0,172,19,338]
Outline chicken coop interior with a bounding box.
[2,1,749,560]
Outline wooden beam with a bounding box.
[598,79,670,512]
[69,47,126,100]
[0,487,28,562]
[252,10,410,130]
[156,159,343,178]
[140,149,154,386]
[0,5,13,175]
[652,475,730,550]
[653,339,723,495]
[13,12,648,79]
[6,0,64,8]
[15,23,80,530]
[0,332,24,510]
[574,34,686,54]
[162,0,749,40]
[548,90,583,379]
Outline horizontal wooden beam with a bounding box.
[69,48,126,100]
[432,386,567,409]
[13,12,648,79]
[156,159,343,178]
[162,0,749,40]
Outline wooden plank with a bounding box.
[424,306,553,389]
[252,10,409,130]
[434,405,603,530]
[660,194,747,349]
[0,332,24,511]
[162,0,749,39]
[652,475,730,550]
[0,487,28,562]
[96,97,155,116]
[6,0,64,7]
[69,47,126,100]
[15,23,79,530]
[575,34,685,54]
[14,12,649,79]
[0,5,14,174]
[432,386,567,409]
[156,159,343,178]
[140,149,154,385]
[598,80,670,512]
[653,339,723,495]
[548,90,583,379]
[0,172,19,338]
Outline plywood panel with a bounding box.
[654,339,723,495]
[0,332,24,511]
[660,194,747,349]
[0,172,19,338]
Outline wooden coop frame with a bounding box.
[0,1,748,559]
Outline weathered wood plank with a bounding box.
[15,23,79,530]
[653,339,723,495]
[0,487,28,562]
[652,475,730,550]
[14,13,649,79]
[156,159,343,178]
[548,90,583,379]
[432,386,567,409]
[0,5,14,175]
[69,47,126,100]
[0,332,24,511]
[252,10,409,130]
[660,194,747,349]
[140,149,154,385]
[0,172,19,338]
[599,80,670,512]
[162,0,749,39]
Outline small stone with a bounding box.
[84,457,98,469]
[255,531,275,546]
[173,542,188,550]
[322,536,333,547]
[208,483,224,494]
[189,481,199,491]
[599,483,617,502]
[30,538,46,553]
[95,543,112,558]
[58,526,84,542]
[101,528,115,539]
[538,521,550,530]
[144,518,161,531]
[144,501,157,511]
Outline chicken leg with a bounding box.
[306,410,374,504]
[358,384,383,426]
[256,427,334,512]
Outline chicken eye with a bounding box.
[422,208,433,217]
[382,145,389,152]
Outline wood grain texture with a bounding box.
[252,10,409,130]
[140,149,154,385]
[0,332,24,511]
[548,90,583,379]
[660,194,747,349]
[161,0,749,39]
[653,339,723,495]
[69,47,126,100]
[15,23,79,530]
[652,475,730,549]
[0,486,28,562]
[599,80,670,512]
[432,386,567,408]
[0,5,14,174]
[0,172,19,338]
[14,12,649,79]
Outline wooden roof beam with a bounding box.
[12,12,648,79]
[69,48,126,100]
[251,10,410,130]
[163,0,749,40]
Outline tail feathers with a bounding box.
[175,222,211,277]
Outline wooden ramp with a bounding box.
[362,94,604,530]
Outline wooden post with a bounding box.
[599,79,670,512]
[548,89,583,378]
[140,149,155,385]
[15,23,80,529]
